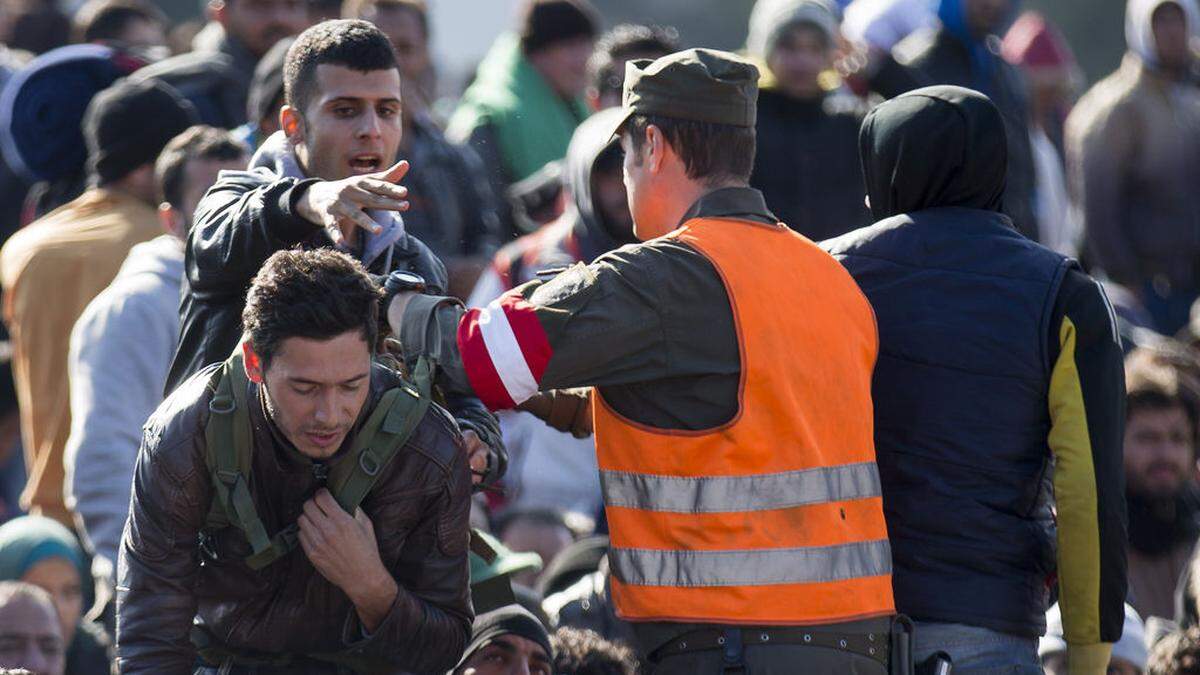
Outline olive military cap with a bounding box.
[607,47,760,140]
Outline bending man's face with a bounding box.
[254,332,373,460]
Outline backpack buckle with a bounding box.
[208,396,235,415]
[359,449,380,476]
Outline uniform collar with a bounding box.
[679,186,778,227]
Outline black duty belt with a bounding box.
[650,625,891,667]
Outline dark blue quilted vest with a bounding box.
[824,206,1074,637]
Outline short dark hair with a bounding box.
[284,19,398,116]
[627,114,756,186]
[342,0,428,37]
[588,24,679,100]
[1149,627,1200,675]
[1126,346,1200,439]
[242,248,383,368]
[73,0,166,44]
[551,627,638,675]
[155,125,247,211]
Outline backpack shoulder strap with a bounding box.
[203,349,297,570]
[328,357,434,515]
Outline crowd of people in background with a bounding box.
[0,0,1190,671]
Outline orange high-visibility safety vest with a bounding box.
[593,216,895,626]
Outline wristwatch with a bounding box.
[384,270,427,295]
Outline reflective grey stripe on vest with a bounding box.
[610,539,892,588]
[600,462,882,513]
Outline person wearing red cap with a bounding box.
[1002,11,1081,256]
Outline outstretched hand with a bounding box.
[295,160,411,248]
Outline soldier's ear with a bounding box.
[243,342,264,384]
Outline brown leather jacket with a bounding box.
[115,362,473,674]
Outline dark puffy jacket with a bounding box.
[167,168,448,393]
[825,86,1074,638]
[827,207,1070,636]
[751,87,871,240]
[117,362,473,674]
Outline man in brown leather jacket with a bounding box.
[115,248,473,674]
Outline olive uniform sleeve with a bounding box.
[1045,269,1128,672]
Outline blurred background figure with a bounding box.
[64,125,246,611]
[747,0,871,240]
[496,508,576,589]
[0,78,196,528]
[1123,347,1200,623]
[1066,0,1200,335]
[448,0,599,240]
[0,516,106,674]
[71,0,167,51]
[0,581,64,675]
[586,22,678,110]
[1001,11,1081,256]
[1040,603,1148,675]
[235,35,289,148]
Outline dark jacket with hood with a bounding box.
[117,362,473,674]
[823,86,1127,667]
[167,135,502,463]
[474,107,637,298]
[874,0,1038,241]
[751,86,871,240]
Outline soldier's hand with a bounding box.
[298,489,397,628]
[462,429,488,485]
[295,161,411,248]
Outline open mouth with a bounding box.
[348,155,382,173]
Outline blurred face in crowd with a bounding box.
[592,150,634,241]
[0,595,64,675]
[369,5,429,85]
[964,0,1012,38]
[160,155,249,240]
[1124,402,1197,498]
[245,331,372,459]
[19,559,80,649]
[1153,2,1191,72]
[529,37,595,99]
[117,17,167,49]
[214,0,307,57]
[458,635,552,675]
[768,23,833,100]
[283,64,403,182]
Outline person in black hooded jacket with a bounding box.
[824,85,1127,673]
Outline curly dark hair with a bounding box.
[284,19,397,116]
[551,627,638,675]
[1150,627,1200,675]
[242,248,383,368]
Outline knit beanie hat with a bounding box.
[519,0,600,54]
[453,605,553,673]
[747,0,841,59]
[83,77,198,184]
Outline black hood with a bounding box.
[859,85,1007,222]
